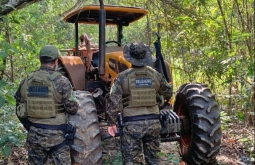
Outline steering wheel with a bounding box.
[105,40,121,46]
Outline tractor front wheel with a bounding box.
[173,83,222,165]
[67,91,102,165]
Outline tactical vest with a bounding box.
[21,70,64,119]
[122,67,160,117]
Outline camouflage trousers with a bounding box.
[26,126,71,165]
[120,119,161,165]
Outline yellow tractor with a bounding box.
[59,1,222,165]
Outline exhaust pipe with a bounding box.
[99,0,105,75]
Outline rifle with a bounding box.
[154,23,169,82]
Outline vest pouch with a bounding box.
[17,103,27,118]
[27,97,56,119]
[128,88,157,107]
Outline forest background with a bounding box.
[0,0,254,164]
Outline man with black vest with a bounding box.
[107,42,172,165]
[15,45,79,165]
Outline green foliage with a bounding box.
[0,79,16,113]
[0,80,16,107]
[112,151,122,165]
[103,151,123,165]
[238,136,255,159]
[0,104,26,158]
[0,0,254,161]
[220,111,231,131]
[0,96,4,109]
[167,154,180,164]
[0,79,25,158]
[157,152,180,165]
[0,79,6,108]
[102,139,123,165]
[236,111,245,121]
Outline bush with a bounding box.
[0,104,27,159]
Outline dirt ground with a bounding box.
[101,126,254,165]
[1,125,254,165]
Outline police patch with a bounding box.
[135,78,152,87]
[28,86,49,96]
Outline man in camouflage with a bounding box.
[107,42,173,165]
[14,45,79,165]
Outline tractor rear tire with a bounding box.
[173,83,222,165]
[67,91,102,165]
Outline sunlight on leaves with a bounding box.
[236,111,245,121]
[5,94,16,106]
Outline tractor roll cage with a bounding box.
[63,2,148,75]
[64,4,148,52]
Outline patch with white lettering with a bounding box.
[135,78,152,87]
[28,86,49,97]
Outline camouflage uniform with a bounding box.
[14,45,79,165]
[107,42,172,165]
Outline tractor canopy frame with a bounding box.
[63,3,148,75]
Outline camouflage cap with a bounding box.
[39,45,60,60]
[123,42,152,66]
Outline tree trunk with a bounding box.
[0,0,86,17]
[0,0,42,16]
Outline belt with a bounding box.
[30,123,70,152]
[123,114,159,122]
